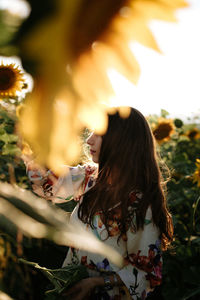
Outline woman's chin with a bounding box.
[92,156,98,164]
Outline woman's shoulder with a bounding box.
[65,163,97,197]
[68,164,97,179]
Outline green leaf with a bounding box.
[0,140,5,148]
[4,124,14,134]
[191,237,200,245]
[2,144,21,156]
[19,259,89,295]
[182,287,200,300]
[193,195,200,229]
[160,109,169,118]
[0,133,18,143]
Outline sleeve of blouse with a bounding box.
[26,161,87,202]
[116,208,162,300]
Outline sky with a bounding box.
[0,0,199,119]
[108,0,200,119]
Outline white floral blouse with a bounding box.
[27,163,162,300]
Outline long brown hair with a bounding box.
[78,108,173,250]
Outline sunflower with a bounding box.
[19,0,188,171]
[0,63,24,98]
[185,128,200,140]
[193,159,200,188]
[152,118,175,144]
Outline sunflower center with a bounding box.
[188,130,198,139]
[153,124,172,140]
[0,67,16,90]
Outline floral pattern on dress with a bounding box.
[27,163,162,300]
[79,256,127,300]
[125,241,162,299]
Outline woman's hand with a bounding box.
[62,277,104,300]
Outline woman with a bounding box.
[27,108,173,299]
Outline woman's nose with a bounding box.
[86,133,94,145]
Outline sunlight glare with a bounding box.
[107,68,137,107]
[0,0,31,18]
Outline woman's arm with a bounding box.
[25,161,90,202]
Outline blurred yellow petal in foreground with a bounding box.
[0,291,13,300]
[18,0,188,171]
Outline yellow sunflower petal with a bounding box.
[193,160,200,188]
[18,0,188,170]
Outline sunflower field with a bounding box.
[148,111,200,300]
[0,101,200,300]
[1,0,200,300]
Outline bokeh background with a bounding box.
[0,0,200,299]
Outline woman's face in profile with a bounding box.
[86,132,102,163]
